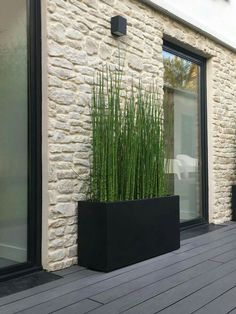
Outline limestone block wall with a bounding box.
[44,0,236,270]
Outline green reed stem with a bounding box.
[90,67,168,201]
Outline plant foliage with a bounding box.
[90,67,168,201]
[163,55,198,92]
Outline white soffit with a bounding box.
[141,0,236,52]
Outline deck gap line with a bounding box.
[0,271,100,307]
[2,237,236,310]
[18,259,223,314]
[177,236,236,256]
[0,253,182,307]
[227,306,236,314]
[119,263,236,314]
[207,248,236,261]
[177,229,236,254]
[154,273,236,314]
[11,256,219,313]
[8,257,225,313]
[86,261,222,312]
[37,297,104,314]
[3,237,235,309]
[87,298,104,305]
[179,231,236,252]
[87,260,223,303]
[180,227,236,246]
[208,259,224,264]
[190,284,236,314]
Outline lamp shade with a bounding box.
[111,15,127,36]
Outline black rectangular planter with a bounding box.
[232,185,236,221]
[78,196,180,272]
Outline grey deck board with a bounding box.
[9,239,236,314]
[122,264,236,314]
[90,259,222,304]
[52,299,101,314]
[175,227,236,254]
[54,265,85,277]
[180,223,236,246]
[226,305,236,313]
[210,249,236,263]
[158,270,236,314]
[0,253,176,309]
[88,259,236,314]
[193,286,236,314]
[0,269,97,307]
[22,258,224,314]
[86,260,221,314]
[1,223,236,313]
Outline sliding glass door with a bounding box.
[163,42,208,226]
[0,0,28,269]
[0,0,41,277]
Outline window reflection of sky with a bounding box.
[163,50,173,59]
[163,50,192,68]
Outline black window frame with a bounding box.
[0,0,42,281]
[163,40,208,229]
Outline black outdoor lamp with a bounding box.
[111,15,127,36]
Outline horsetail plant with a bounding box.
[90,66,168,202]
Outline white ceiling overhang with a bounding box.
[141,0,236,53]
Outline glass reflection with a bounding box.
[0,0,28,268]
[163,50,201,222]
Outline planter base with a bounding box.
[78,196,180,272]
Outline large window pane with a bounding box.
[163,49,202,223]
[0,0,28,267]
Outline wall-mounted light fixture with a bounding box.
[111,15,127,37]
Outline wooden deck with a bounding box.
[2,223,236,313]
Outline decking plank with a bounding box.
[210,249,236,263]
[175,229,236,259]
[1,224,236,314]
[0,269,97,307]
[120,260,236,314]
[158,271,236,314]
[10,241,236,314]
[0,252,177,308]
[226,305,236,313]
[86,260,221,314]
[175,228,236,254]
[49,299,101,314]
[90,260,221,305]
[176,229,236,256]
[54,265,85,277]
[180,224,236,246]
[193,286,236,314]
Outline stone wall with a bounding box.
[44,0,236,270]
